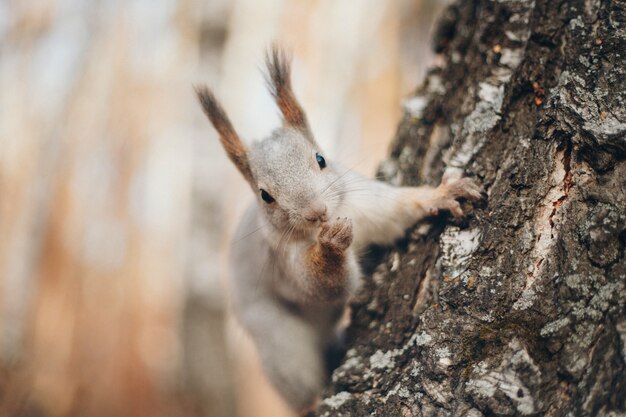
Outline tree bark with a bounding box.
[315,0,626,416]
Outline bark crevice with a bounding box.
[314,0,626,415]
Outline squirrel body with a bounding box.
[196,48,481,412]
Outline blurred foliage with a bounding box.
[0,0,444,416]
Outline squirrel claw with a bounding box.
[430,176,482,218]
[442,177,483,201]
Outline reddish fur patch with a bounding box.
[305,244,348,303]
[265,46,312,136]
[195,85,254,182]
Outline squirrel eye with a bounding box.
[316,152,326,169]
[260,189,275,204]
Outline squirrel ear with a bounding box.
[195,85,254,183]
[265,46,314,140]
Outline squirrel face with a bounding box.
[196,46,338,238]
[249,128,342,234]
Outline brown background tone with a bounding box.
[0,1,447,416]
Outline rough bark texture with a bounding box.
[315,0,626,416]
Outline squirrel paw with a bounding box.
[319,217,353,250]
[431,177,483,218]
[442,177,483,200]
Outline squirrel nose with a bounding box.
[304,202,328,223]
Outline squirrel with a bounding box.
[195,47,482,413]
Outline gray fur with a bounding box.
[196,49,482,412]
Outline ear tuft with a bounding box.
[265,46,291,98]
[265,45,312,137]
[195,85,254,182]
[196,85,230,135]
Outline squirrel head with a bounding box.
[196,46,345,235]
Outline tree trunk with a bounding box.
[314,0,626,416]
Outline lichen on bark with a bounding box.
[315,0,626,416]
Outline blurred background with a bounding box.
[0,0,447,416]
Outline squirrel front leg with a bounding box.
[409,177,483,219]
[298,218,359,303]
[340,172,482,251]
